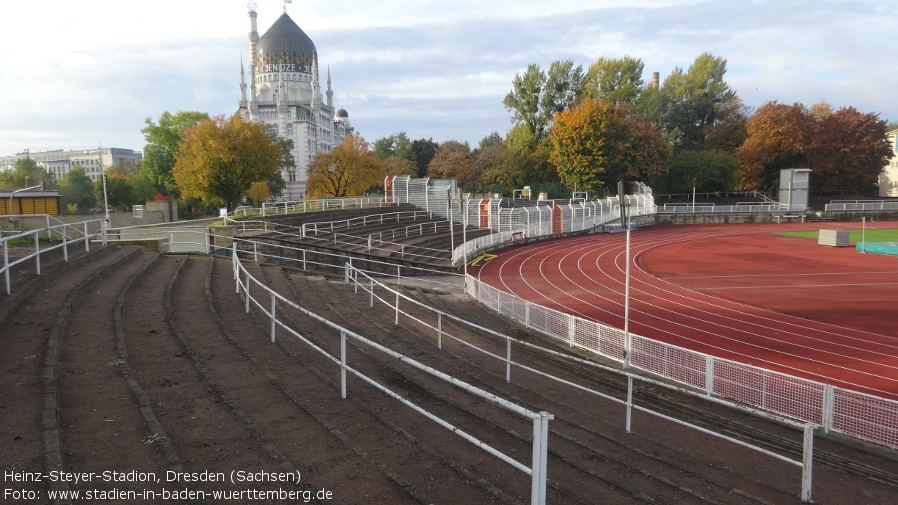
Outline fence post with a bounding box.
[233,244,240,293]
[340,331,347,399]
[801,424,814,502]
[369,278,374,308]
[568,314,575,347]
[821,385,834,434]
[705,356,714,396]
[626,376,634,433]
[101,218,107,246]
[63,230,69,262]
[437,313,442,350]
[84,223,90,252]
[395,292,400,325]
[270,292,276,342]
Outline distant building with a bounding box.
[237,3,354,199]
[0,147,143,183]
[881,129,898,197]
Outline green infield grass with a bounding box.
[780,228,898,243]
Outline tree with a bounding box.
[411,138,439,177]
[0,157,55,189]
[94,168,133,211]
[736,101,813,192]
[584,56,645,107]
[472,143,520,195]
[373,132,414,161]
[58,167,95,213]
[427,141,474,190]
[504,61,585,147]
[808,106,893,194]
[260,123,293,199]
[382,157,418,177]
[306,133,385,198]
[549,99,618,192]
[658,150,740,194]
[173,115,282,212]
[141,110,209,197]
[247,181,270,207]
[549,98,670,192]
[702,97,750,154]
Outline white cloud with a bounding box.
[0,0,895,156]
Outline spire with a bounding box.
[239,56,247,104]
[326,66,333,109]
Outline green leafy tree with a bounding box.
[0,158,56,189]
[584,56,645,107]
[58,166,95,213]
[382,157,418,177]
[504,61,585,148]
[658,150,740,194]
[173,115,282,212]
[411,138,439,177]
[373,132,414,161]
[306,133,385,198]
[472,143,521,195]
[94,169,133,211]
[141,110,209,197]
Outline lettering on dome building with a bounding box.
[262,63,312,73]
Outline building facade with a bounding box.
[238,3,354,199]
[881,128,898,197]
[0,148,143,183]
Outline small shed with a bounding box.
[0,190,62,216]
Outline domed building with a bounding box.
[238,2,353,199]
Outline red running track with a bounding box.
[475,222,898,400]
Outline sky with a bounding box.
[1,0,895,156]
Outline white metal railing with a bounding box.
[232,249,553,505]
[260,196,388,216]
[465,275,898,453]
[1,218,107,295]
[657,203,789,214]
[344,264,815,502]
[300,210,434,238]
[825,200,898,212]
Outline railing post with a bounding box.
[801,424,814,502]
[340,331,347,399]
[270,292,277,342]
[369,278,374,308]
[395,292,400,325]
[626,376,634,433]
[3,240,10,295]
[506,338,512,383]
[84,223,90,252]
[253,242,258,263]
[63,230,69,262]
[101,218,107,246]
[530,411,552,505]
[33,232,41,275]
[244,271,250,313]
[437,313,442,349]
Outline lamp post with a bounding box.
[618,182,632,370]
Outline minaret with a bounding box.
[326,66,333,109]
[311,56,320,109]
[239,57,247,105]
[247,1,259,69]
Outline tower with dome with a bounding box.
[238,1,353,199]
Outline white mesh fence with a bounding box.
[467,275,898,449]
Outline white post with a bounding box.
[33,233,41,275]
[395,292,400,325]
[624,214,632,370]
[801,424,814,502]
[2,241,9,295]
[270,292,276,342]
[862,216,866,253]
[437,313,443,350]
[506,338,512,383]
[244,272,250,313]
[626,376,634,433]
[340,331,347,399]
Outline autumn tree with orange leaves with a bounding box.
[549,98,670,193]
[737,101,892,194]
[173,114,281,212]
[306,133,385,198]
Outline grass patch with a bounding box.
[780,229,898,244]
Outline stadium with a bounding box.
[2,178,898,504]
